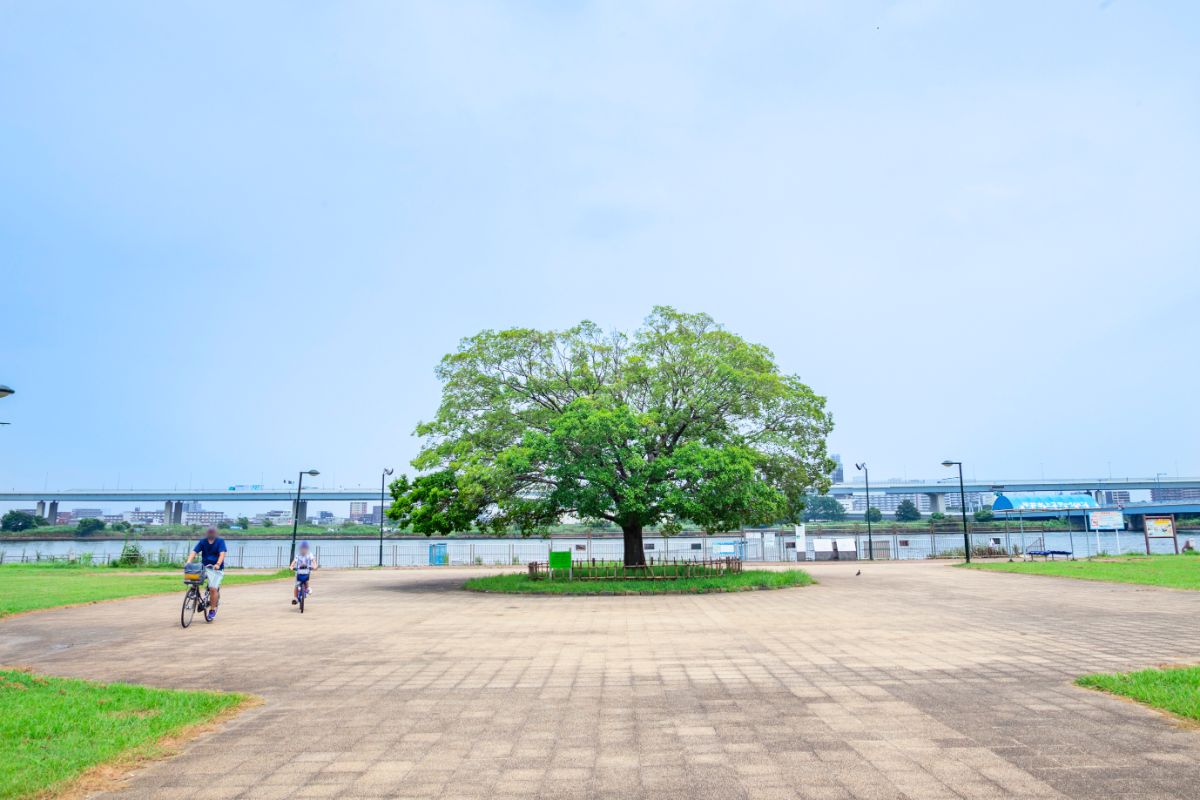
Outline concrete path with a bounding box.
[2,561,1199,799]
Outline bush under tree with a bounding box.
[866,507,883,523]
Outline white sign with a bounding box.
[1089,510,1124,530]
[794,525,806,561]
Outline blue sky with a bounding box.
[2,1,1198,496]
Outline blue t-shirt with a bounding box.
[193,537,227,569]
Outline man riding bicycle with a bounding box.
[185,527,226,622]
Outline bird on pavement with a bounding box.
[855,569,861,576]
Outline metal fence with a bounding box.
[1,529,1190,568]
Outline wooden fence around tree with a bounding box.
[527,556,743,581]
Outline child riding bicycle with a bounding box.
[290,541,317,605]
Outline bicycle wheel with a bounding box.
[298,587,305,614]
[181,589,197,628]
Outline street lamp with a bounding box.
[855,462,874,560]
[379,467,394,567]
[0,384,12,425]
[942,460,970,563]
[290,469,320,562]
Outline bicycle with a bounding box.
[294,566,311,613]
[181,564,211,628]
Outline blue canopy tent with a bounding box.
[992,494,1097,559]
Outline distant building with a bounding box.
[943,492,988,512]
[182,501,204,512]
[349,501,369,521]
[128,509,165,525]
[183,511,226,527]
[73,508,103,519]
[1103,490,1131,505]
[850,493,933,514]
[102,514,125,524]
[56,512,74,525]
[830,454,844,484]
[370,505,383,525]
[1150,487,1200,502]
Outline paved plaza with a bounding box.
[2,561,1199,799]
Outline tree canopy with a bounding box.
[1,510,45,532]
[389,307,834,565]
[803,495,846,522]
[76,517,106,535]
[895,499,922,521]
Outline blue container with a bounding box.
[428,542,447,566]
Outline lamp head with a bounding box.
[383,467,394,476]
[0,385,13,399]
[855,463,866,471]
[941,460,957,468]
[304,469,320,477]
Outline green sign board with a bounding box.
[548,551,573,570]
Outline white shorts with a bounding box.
[204,566,225,588]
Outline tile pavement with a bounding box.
[1,560,1198,798]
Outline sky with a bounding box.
[2,0,1199,500]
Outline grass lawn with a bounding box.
[465,569,813,595]
[962,554,1200,590]
[0,564,291,618]
[1077,666,1200,723]
[0,669,248,799]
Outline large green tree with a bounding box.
[390,307,835,565]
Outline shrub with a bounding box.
[113,536,143,566]
[76,518,106,536]
[866,507,883,523]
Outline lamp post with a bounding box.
[0,384,12,425]
[379,467,393,567]
[290,469,320,562]
[855,462,874,560]
[942,460,970,563]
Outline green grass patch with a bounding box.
[962,554,1200,590]
[1077,666,1200,722]
[0,564,291,618]
[0,669,248,799]
[465,569,813,595]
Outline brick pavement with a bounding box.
[2,561,1198,799]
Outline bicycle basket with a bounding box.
[183,563,204,582]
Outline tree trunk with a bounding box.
[622,523,646,567]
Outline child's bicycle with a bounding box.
[294,566,311,613]
[181,563,211,628]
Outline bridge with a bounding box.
[3,476,1199,522]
